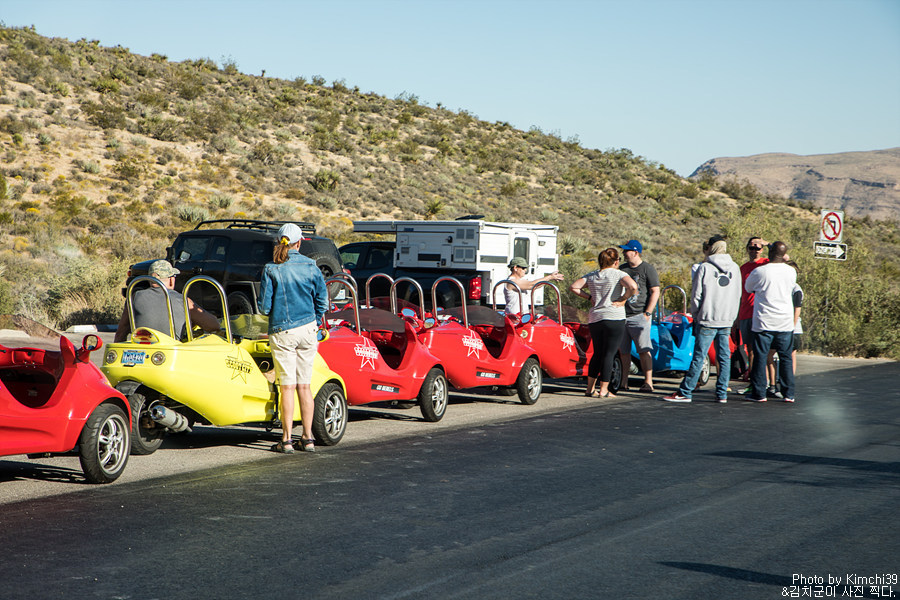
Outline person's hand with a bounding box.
[611,300,626,307]
[551,271,564,281]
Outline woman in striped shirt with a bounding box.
[570,248,638,398]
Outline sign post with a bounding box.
[815,209,847,354]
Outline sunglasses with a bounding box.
[747,244,763,250]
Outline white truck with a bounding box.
[346,217,559,309]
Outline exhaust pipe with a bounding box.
[150,405,192,433]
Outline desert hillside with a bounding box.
[1,26,899,358]
[692,149,900,221]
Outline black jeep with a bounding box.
[127,219,344,316]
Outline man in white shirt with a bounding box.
[744,241,797,403]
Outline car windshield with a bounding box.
[328,307,406,334]
[0,315,63,350]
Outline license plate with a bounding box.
[122,350,145,366]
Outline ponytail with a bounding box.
[273,236,291,264]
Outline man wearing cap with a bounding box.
[503,257,564,317]
[663,235,741,403]
[617,240,660,392]
[114,259,221,342]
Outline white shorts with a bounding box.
[270,322,319,385]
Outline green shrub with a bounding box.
[310,169,340,192]
[174,203,210,223]
[93,77,120,94]
[81,100,127,130]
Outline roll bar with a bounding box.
[431,276,467,329]
[182,276,231,342]
[325,277,361,334]
[391,277,425,319]
[490,279,523,314]
[364,272,394,309]
[658,284,687,320]
[529,281,563,323]
[125,276,176,339]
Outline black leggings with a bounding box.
[588,320,626,381]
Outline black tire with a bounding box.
[78,403,130,484]
[307,251,343,296]
[516,357,542,405]
[312,382,347,446]
[697,355,710,387]
[608,353,623,395]
[123,390,165,455]
[418,368,448,422]
[227,291,255,316]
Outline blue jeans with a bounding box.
[750,330,794,400]
[679,326,732,399]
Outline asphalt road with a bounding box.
[1,355,898,599]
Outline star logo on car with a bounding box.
[462,330,484,359]
[354,337,380,370]
[560,330,575,351]
[224,348,252,383]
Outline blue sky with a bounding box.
[3,0,898,176]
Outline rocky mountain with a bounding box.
[691,148,900,221]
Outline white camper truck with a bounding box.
[351,218,559,309]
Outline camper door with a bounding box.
[494,230,542,307]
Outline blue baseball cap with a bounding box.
[619,239,643,253]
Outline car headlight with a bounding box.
[104,349,118,365]
[151,352,166,366]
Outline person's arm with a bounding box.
[313,272,329,321]
[644,286,660,319]
[187,298,221,333]
[689,264,705,315]
[517,271,565,292]
[792,288,803,327]
[113,304,131,343]
[569,277,589,300]
[643,264,660,318]
[612,275,638,307]
[257,267,273,316]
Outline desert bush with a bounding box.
[209,193,233,209]
[174,203,210,223]
[81,100,127,130]
[309,169,340,192]
[284,188,305,201]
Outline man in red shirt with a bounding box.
[737,237,768,382]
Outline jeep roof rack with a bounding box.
[193,219,317,234]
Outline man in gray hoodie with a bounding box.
[663,235,741,403]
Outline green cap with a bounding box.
[149,259,180,278]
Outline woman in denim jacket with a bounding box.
[258,223,328,453]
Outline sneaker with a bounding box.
[738,386,752,395]
[783,397,795,403]
[745,396,767,403]
[662,393,692,403]
[716,398,727,403]
[766,386,784,399]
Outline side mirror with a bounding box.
[81,334,102,353]
[317,328,330,342]
[400,307,416,319]
[520,313,533,324]
[424,317,436,329]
